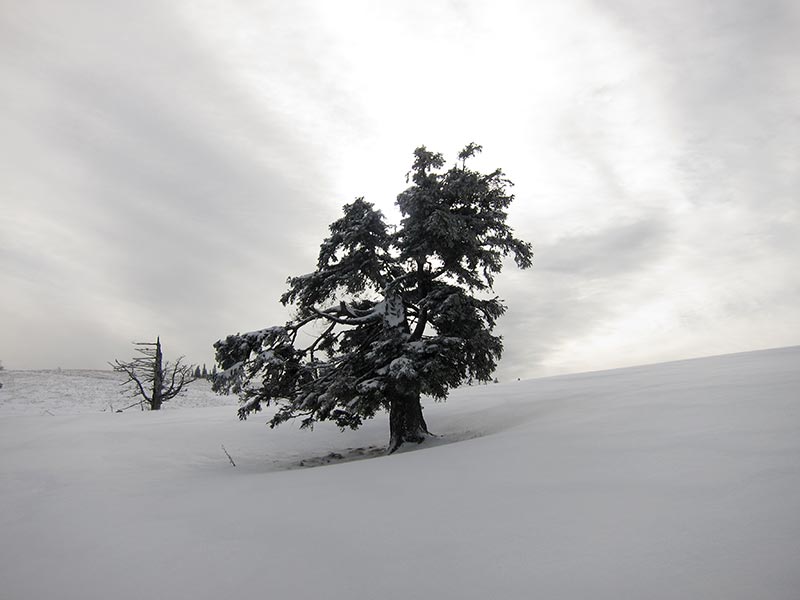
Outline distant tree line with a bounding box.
[192,364,217,381]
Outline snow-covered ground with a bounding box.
[0,369,233,415]
[1,347,798,599]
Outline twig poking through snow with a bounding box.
[117,399,145,412]
[221,444,236,467]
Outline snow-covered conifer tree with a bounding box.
[213,144,532,452]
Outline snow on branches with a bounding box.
[213,144,532,452]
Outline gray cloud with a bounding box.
[599,0,799,209]
[1,0,798,378]
[494,213,674,380]
[492,0,800,378]
[0,1,338,368]
[540,215,672,278]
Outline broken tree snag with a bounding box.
[110,337,195,411]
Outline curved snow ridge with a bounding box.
[412,345,800,453]
[236,345,800,472]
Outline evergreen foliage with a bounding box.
[214,145,532,452]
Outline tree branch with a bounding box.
[311,306,381,326]
[110,360,151,402]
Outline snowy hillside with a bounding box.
[1,347,798,599]
[0,369,233,415]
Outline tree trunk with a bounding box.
[151,337,164,410]
[388,389,430,454]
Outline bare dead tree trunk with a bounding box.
[151,337,164,410]
[388,387,429,454]
[111,337,194,411]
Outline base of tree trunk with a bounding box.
[388,391,430,454]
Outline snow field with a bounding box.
[0,347,798,599]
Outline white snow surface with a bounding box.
[0,370,233,415]
[1,347,799,599]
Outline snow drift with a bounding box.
[0,346,798,599]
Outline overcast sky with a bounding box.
[1,0,798,379]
